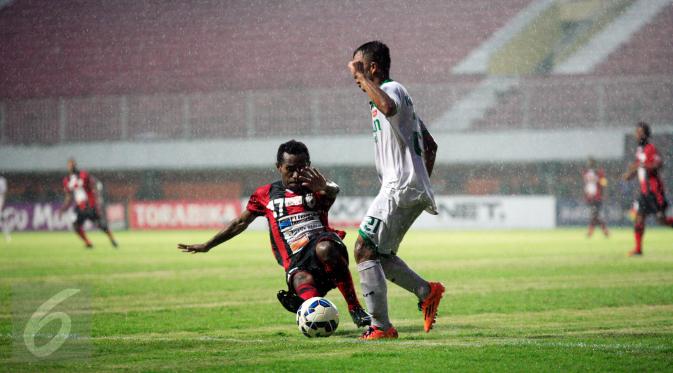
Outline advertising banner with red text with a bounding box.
[129,200,241,230]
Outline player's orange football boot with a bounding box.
[627,249,642,257]
[419,282,445,332]
[359,326,398,340]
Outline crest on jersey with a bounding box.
[371,108,378,118]
[304,194,316,209]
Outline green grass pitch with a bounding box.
[1,228,672,372]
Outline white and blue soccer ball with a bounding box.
[296,297,339,338]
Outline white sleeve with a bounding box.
[381,83,402,114]
[0,178,6,195]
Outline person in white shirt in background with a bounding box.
[0,175,11,243]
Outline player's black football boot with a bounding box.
[277,290,304,313]
[349,307,372,327]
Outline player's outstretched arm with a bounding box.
[178,209,257,254]
[90,175,104,210]
[58,192,73,214]
[622,161,638,181]
[419,119,437,177]
[348,61,397,116]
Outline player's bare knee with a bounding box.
[292,271,314,288]
[354,236,376,263]
[315,241,339,264]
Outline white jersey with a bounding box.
[369,80,436,213]
[583,169,598,197]
[0,177,6,214]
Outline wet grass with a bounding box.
[1,228,672,372]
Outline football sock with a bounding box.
[666,217,673,227]
[358,260,391,330]
[2,224,10,243]
[294,282,320,300]
[587,224,594,237]
[75,226,92,246]
[634,223,644,253]
[380,254,430,301]
[104,229,117,245]
[323,260,362,311]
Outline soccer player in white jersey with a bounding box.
[348,41,445,340]
[0,175,11,242]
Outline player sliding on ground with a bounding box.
[59,158,118,249]
[178,140,371,327]
[348,41,445,340]
[622,122,673,256]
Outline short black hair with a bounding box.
[353,40,391,76]
[587,157,596,166]
[637,121,651,138]
[276,139,310,166]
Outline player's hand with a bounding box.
[178,243,210,254]
[298,167,327,193]
[348,60,366,80]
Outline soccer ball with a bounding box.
[296,297,339,338]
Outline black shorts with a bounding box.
[286,232,347,296]
[74,206,104,226]
[636,192,669,216]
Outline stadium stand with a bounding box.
[0,0,531,96]
[0,0,531,143]
[594,3,673,75]
[474,75,673,130]
[475,2,673,131]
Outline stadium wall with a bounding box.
[0,129,629,172]
[1,195,558,232]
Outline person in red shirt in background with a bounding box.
[622,122,673,256]
[583,158,609,238]
[59,158,118,249]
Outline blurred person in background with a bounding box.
[0,175,11,243]
[58,158,118,249]
[622,122,673,256]
[583,157,609,238]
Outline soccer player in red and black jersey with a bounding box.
[583,158,609,238]
[622,122,673,256]
[178,140,371,327]
[58,158,118,249]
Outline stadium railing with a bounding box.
[1,75,671,145]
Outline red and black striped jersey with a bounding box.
[246,181,343,270]
[636,143,665,195]
[63,170,97,209]
[583,168,605,202]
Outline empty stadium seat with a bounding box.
[0,0,531,143]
